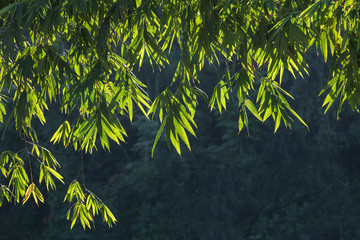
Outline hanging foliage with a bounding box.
[0,0,359,229]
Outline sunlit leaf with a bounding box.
[244,99,262,121]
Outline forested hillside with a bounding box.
[1,48,359,239]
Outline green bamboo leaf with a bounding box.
[33,185,44,203]
[22,183,34,205]
[64,181,85,202]
[178,111,196,136]
[74,117,96,139]
[209,81,228,113]
[322,82,343,113]
[127,95,133,121]
[268,14,292,42]
[101,204,117,227]
[39,164,44,184]
[272,83,294,99]
[274,108,282,133]
[101,116,121,144]
[168,119,181,155]
[319,75,339,96]
[0,2,21,17]
[18,164,29,184]
[99,129,110,151]
[256,82,266,103]
[173,116,191,151]
[41,147,61,168]
[32,144,40,157]
[263,106,273,122]
[151,118,166,157]
[286,105,309,131]
[238,111,245,133]
[320,31,328,62]
[86,194,100,215]
[244,99,262,121]
[50,126,63,144]
[70,212,78,229]
[45,166,64,185]
[0,186,11,207]
[298,1,322,18]
[79,204,91,229]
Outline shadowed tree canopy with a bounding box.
[0,0,359,229]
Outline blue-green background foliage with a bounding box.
[0,49,360,240]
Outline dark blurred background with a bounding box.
[0,48,360,240]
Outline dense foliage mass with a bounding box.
[0,0,359,231]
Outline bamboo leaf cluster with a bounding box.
[0,0,359,229]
